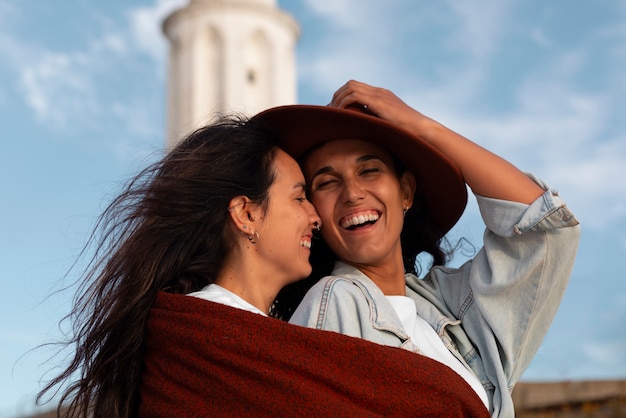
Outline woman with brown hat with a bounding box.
[257,80,581,417]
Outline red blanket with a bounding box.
[139,292,489,417]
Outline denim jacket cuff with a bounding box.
[476,173,579,237]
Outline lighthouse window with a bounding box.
[247,69,256,84]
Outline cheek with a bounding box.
[311,196,334,222]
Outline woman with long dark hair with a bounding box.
[36,117,320,416]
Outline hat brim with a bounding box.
[253,105,467,237]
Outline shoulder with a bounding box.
[290,275,378,330]
[306,275,375,303]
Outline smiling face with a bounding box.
[254,149,321,285]
[303,139,415,270]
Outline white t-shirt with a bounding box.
[189,284,267,316]
[386,295,490,410]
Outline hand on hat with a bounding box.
[329,80,436,140]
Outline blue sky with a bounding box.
[1,0,625,416]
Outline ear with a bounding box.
[227,196,259,234]
[399,171,417,210]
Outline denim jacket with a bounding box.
[290,175,581,418]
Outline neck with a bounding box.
[345,252,406,296]
[216,253,279,314]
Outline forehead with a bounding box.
[302,139,395,173]
[272,148,305,183]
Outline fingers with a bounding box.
[330,81,390,118]
[330,80,374,109]
[331,80,407,119]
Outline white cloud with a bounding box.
[296,2,450,97]
[549,145,626,230]
[20,51,99,126]
[91,31,130,56]
[442,0,509,61]
[127,0,186,62]
[297,0,513,106]
[299,50,394,98]
[0,0,17,25]
[529,28,552,48]
[301,0,377,29]
[0,31,30,67]
[0,31,107,128]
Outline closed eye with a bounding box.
[314,179,337,190]
[361,167,380,174]
[359,166,384,177]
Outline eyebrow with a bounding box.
[309,154,386,182]
[357,154,385,164]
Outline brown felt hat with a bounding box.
[253,105,467,237]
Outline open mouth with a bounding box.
[339,210,380,230]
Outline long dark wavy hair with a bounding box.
[36,116,280,417]
[272,149,455,320]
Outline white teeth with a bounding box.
[301,240,311,249]
[341,212,380,228]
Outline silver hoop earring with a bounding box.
[248,230,259,244]
[403,207,409,217]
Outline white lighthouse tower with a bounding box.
[162,0,300,147]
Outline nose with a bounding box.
[341,176,365,204]
[306,200,322,229]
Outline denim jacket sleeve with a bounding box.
[409,174,580,416]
